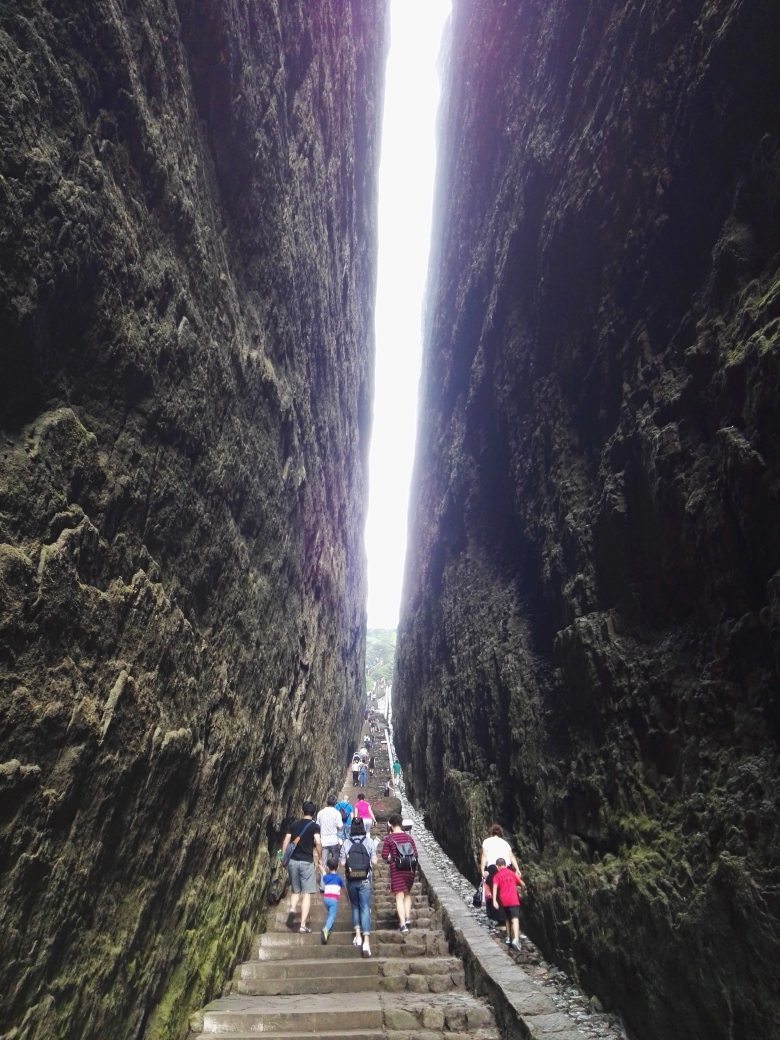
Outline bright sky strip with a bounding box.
[365,0,451,629]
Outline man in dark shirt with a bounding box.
[281,801,322,932]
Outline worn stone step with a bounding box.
[192,1033,383,1040]
[270,902,428,927]
[380,997,496,1034]
[269,920,415,936]
[200,993,382,1034]
[268,911,426,933]
[234,962,462,996]
[258,929,440,951]
[253,937,445,961]
[235,974,381,996]
[384,1034,498,1040]
[237,959,379,980]
[255,944,376,961]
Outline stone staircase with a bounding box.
[188,718,498,1040]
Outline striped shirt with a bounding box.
[322,872,344,900]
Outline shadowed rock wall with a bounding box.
[0,1,386,1037]
[395,2,779,1038]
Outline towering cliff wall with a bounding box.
[395,2,779,1038]
[0,2,386,1038]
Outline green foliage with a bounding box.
[365,628,396,691]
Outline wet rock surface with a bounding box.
[395,3,780,1039]
[387,724,631,1040]
[0,2,386,1038]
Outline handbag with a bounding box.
[472,880,484,907]
[281,820,314,867]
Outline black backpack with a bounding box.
[393,836,418,873]
[345,837,371,880]
[339,806,349,823]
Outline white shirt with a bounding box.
[481,835,513,867]
[317,806,343,847]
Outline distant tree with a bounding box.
[365,629,396,691]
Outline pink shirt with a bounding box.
[355,800,372,819]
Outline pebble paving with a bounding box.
[380,698,632,1040]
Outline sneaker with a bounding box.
[321,927,329,945]
[299,925,311,933]
[362,941,371,958]
[511,939,522,951]
[285,912,296,930]
[352,935,363,946]
[398,923,409,934]
[505,935,512,945]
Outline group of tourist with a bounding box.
[350,743,377,786]
[280,752,524,961]
[281,791,418,959]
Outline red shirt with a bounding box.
[492,867,522,907]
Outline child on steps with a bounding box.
[320,853,344,945]
[491,857,526,951]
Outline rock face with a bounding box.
[0,2,386,1038]
[395,3,779,1039]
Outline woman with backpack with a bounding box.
[381,813,418,933]
[354,793,377,836]
[339,817,378,957]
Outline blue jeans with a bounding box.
[347,879,372,935]
[323,897,339,933]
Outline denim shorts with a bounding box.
[287,859,316,894]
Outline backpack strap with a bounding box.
[291,819,314,848]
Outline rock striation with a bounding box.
[395,3,779,1039]
[0,2,386,1038]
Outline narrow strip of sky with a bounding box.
[365,0,451,630]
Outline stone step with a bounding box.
[258,929,439,951]
[200,993,382,1035]
[235,974,380,996]
[269,912,426,933]
[253,938,445,962]
[235,956,463,998]
[269,920,409,935]
[192,1033,383,1040]
[237,959,379,980]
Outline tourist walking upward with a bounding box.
[354,793,377,836]
[320,851,344,945]
[381,813,418,932]
[340,817,377,958]
[479,824,521,927]
[316,794,343,862]
[334,796,353,841]
[491,857,526,950]
[281,801,322,933]
[358,761,367,787]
